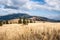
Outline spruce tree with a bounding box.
[6,20,9,24]
[23,17,26,25]
[18,17,22,24]
[27,19,29,23]
[30,19,33,23]
[0,21,2,26]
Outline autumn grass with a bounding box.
[0,22,60,40]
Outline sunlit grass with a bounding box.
[0,22,60,40]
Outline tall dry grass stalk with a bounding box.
[0,22,60,40]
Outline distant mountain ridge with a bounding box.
[0,13,31,20]
[0,13,60,22]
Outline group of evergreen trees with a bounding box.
[18,17,35,25]
[0,20,9,26]
[0,17,35,26]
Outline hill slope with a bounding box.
[0,13,60,22]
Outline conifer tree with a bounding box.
[0,21,2,26]
[6,20,9,24]
[27,19,29,23]
[30,19,33,23]
[18,17,22,24]
[23,17,26,25]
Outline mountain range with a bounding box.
[0,13,60,22]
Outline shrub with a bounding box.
[9,22,12,24]
[34,20,35,23]
[3,20,6,24]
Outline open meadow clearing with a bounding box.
[0,22,60,40]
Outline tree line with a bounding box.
[0,17,35,26]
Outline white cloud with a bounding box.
[45,0,60,6]
[0,8,30,16]
[21,0,60,11]
[45,0,60,10]
[0,0,60,16]
[0,0,30,15]
[29,0,60,11]
[0,0,60,11]
[0,0,29,7]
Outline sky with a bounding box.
[0,0,60,20]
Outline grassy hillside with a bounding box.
[0,22,60,40]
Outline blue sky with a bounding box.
[0,0,60,20]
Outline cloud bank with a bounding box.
[0,0,60,16]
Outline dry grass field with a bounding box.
[0,22,60,40]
